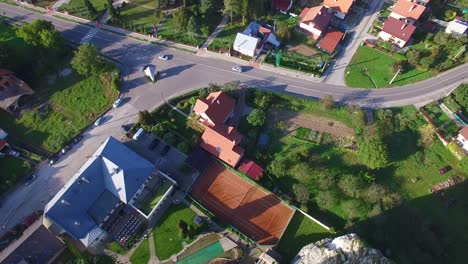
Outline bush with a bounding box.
[162,132,177,145]
[247,109,266,127]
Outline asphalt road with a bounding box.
[0,3,467,238]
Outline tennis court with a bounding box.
[191,162,294,245]
[176,241,224,264]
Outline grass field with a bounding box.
[207,23,244,51]
[140,181,173,215]
[105,241,129,255]
[423,103,452,127]
[153,203,206,260]
[59,0,106,20]
[277,211,331,262]
[130,238,150,264]
[345,46,435,88]
[157,14,207,47]
[119,3,156,31]
[0,157,32,195]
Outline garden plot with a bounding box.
[268,110,355,138]
[288,44,317,57]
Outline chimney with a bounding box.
[409,5,416,11]
[233,140,236,145]
[319,11,321,15]
[81,177,90,184]
[216,100,220,104]
[61,199,71,206]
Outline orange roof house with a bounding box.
[298,6,333,40]
[193,91,235,127]
[390,0,427,22]
[0,69,34,112]
[323,0,354,19]
[317,30,344,53]
[200,126,244,167]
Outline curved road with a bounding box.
[0,3,467,240]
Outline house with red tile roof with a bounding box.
[272,0,293,13]
[456,126,468,152]
[317,30,345,53]
[200,126,244,167]
[238,160,264,180]
[0,68,34,112]
[194,91,245,167]
[323,0,354,19]
[298,6,333,40]
[389,0,427,22]
[378,17,416,47]
[193,91,236,127]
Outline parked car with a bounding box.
[73,135,83,144]
[24,174,37,186]
[48,155,59,166]
[113,98,123,108]
[121,124,130,132]
[94,117,104,126]
[158,55,169,61]
[160,145,170,156]
[61,144,71,154]
[438,166,452,175]
[232,66,243,73]
[9,150,20,157]
[148,138,160,150]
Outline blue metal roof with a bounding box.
[45,137,154,241]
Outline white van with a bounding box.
[133,128,144,140]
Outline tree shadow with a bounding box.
[157,64,195,81]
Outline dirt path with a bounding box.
[268,110,355,138]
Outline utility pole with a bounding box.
[389,68,401,85]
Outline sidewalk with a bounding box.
[200,15,229,49]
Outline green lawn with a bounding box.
[0,157,32,195]
[153,203,205,260]
[207,23,245,51]
[345,46,435,88]
[277,211,331,262]
[106,241,129,255]
[130,0,158,8]
[119,3,156,32]
[130,238,151,264]
[423,103,452,127]
[157,14,207,47]
[59,0,107,20]
[140,181,173,215]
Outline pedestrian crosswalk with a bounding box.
[80,28,99,44]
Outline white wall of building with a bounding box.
[299,22,322,39]
[378,31,406,48]
[457,134,468,151]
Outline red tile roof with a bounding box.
[323,0,354,15]
[459,126,468,139]
[272,0,292,11]
[392,0,426,21]
[299,6,332,31]
[318,30,344,53]
[382,17,416,42]
[238,160,264,180]
[200,126,244,167]
[193,91,236,126]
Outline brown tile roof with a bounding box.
[323,0,354,15]
[200,126,244,167]
[193,91,236,126]
[392,0,426,20]
[459,126,468,139]
[382,17,416,42]
[318,30,344,53]
[299,6,332,31]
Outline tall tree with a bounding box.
[241,0,249,23]
[71,43,104,77]
[247,109,266,126]
[83,0,98,19]
[358,138,390,169]
[201,0,215,14]
[173,7,190,32]
[16,19,63,50]
[186,16,200,39]
[224,0,240,22]
[275,22,291,42]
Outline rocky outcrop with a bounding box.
[292,233,390,264]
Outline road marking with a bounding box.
[80,27,99,44]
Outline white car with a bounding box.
[113,98,122,108]
[158,55,169,61]
[94,117,104,126]
[232,66,243,72]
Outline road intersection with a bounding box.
[0,2,467,238]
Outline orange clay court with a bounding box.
[191,162,294,245]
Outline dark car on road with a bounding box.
[24,174,37,186]
[61,144,71,154]
[148,138,160,150]
[160,145,170,156]
[49,155,59,166]
[438,166,452,175]
[73,135,83,144]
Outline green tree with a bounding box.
[363,184,385,204]
[321,95,335,109]
[342,200,363,220]
[268,156,288,177]
[419,124,435,148]
[186,16,200,39]
[177,220,189,238]
[71,43,104,76]
[173,7,190,32]
[459,157,468,172]
[315,191,337,210]
[84,0,98,19]
[358,138,390,169]
[419,56,435,69]
[406,49,422,64]
[201,0,218,14]
[338,174,365,198]
[224,0,240,22]
[247,109,266,126]
[138,110,153,127]
[452,84,468,109]
[253,95,272,110]
[292,184,310,206]
[275,22,291,42]
[241,0,249,23]
[16,19,63,50]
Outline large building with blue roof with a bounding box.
[43,137,175,249]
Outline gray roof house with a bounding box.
[43,137,168,249]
